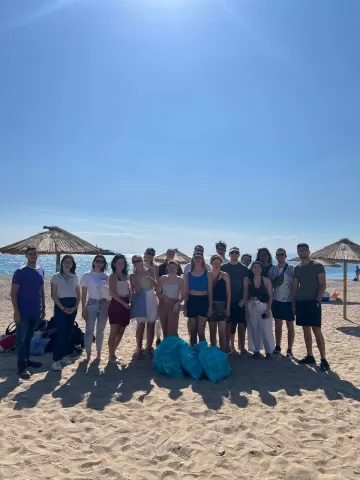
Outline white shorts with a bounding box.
[136,290,158,323]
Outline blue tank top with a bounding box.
[188,270,208,291]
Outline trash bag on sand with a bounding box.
[179,343,204,380]
[195,341,232,383]
[152,336,186,378]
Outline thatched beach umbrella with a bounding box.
[155,248,191,265]
[310,238,360,318]
[0,226,100,271]
[289,257,341,268]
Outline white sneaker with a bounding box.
[60,356,72,366]
[52,361,62,371]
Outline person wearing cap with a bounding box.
[144,248,162,346]
[215,241,229,264]
[221,246,249,355]
[184,251,213,345]
[184,246,211,275]
[158,249,183,277]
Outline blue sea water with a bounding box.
[0,253,356,279]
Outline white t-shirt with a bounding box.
[51,272,79,299]
[268,264,295,303]
[183,262,211,275]
[80,271,108,300]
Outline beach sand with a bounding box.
[1,275,360,479]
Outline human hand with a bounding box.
[125,303,131,310]
[292,302,296,315]
[14,310,21,324]
[226,307,231,318]
[82,310,88,321]
[266,308,271,319]
[207,307,213,318]
[163,296,170,304]
[40,308,46,320]
[173,302,180,312]
[239,300,245,308]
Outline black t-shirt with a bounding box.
[158,262,183,277]
[221,262,249,302]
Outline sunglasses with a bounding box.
[297,248,309,253]
[276,253,285,256]
[230,251,240,255]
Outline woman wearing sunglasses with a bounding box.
[184,252,212,345]
[51,255,80,371]
[81,255,109,363]
[130,255,157,359]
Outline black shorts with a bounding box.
[296,300,322,327]
[208,301,227,322]
[228,302,246,334]
[272,300,295,321]
[187,295,209,318]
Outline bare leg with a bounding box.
[159,300,169,338]
[209,322,217,347]
[114,327,126,357]
[197,317,208,343]
[146,322,155,352]
[108,325,120,361]
[189,318,198,345]
[226,323,231,352]
[136,322,146,356]
[302,326,313,356]
[312,327,326,359]
[286,321,295,351]
[274,319,283,349]
[237,323,246,351]
[218,322,227,352]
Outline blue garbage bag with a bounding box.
[179,343,204,380]
[152,336,187,378]
[30,335,51,356]
[196,341,232,383]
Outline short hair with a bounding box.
[194,245,204,251]
[25,246,37,254]
[166,248,176,255]
[210,254,223,264]
[276,248,287,254]
[215,241,227,250]
[241,253,252,261]
[297,243,309,250]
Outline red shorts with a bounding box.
[108,297,130,327]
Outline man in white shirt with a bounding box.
[184,245,211,275]
[215,241,229,264]
[267,248,295,358]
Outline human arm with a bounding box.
[41,284,46,319]
[109,274,130,309]
[317,272,326,303]
[81,286,88,320]
[130,274,140,294]
[51,282,66,311]
[292,277,299,314]
[156,277,164,301]
[265,277,273,318]
[240,275,249,307]
[224,272,231,317]
[147,269,157,288]
[184,272,189,316]
[173,278,185,312]
[207,272,213,317]
[10,282,21,324]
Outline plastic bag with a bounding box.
[152,336,186,378]
[196,341,232,383]
[179,343,204,380]
[30,335,51,356]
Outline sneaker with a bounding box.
[19,369,32,380]
[60,357,72,366]
[286,349,294,359]
[52,361,62,371]
[252,352,261,359]
[298,355,316,365]
[320,359,330,371]
[240,349,251,357]
[273,346,281,355]
[27,360,42,368]
[156,338,161,347]
[266,353,273,360]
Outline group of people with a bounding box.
[10,240,330,380]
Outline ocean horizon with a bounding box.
[0,253,357,280]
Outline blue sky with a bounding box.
[0,0,359,255]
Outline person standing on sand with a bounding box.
[241,254,252,268]
[184,252,212,345]
[130,255,157,358]
[11,247,45,380]
[255,248,273,277]
[108,254,131,364]
[144,247,162,347]
[81,255,109,363]
[184,245,211,275]
[267,248,295,358]
[292,243,330,371]
[208,255,231,352]
[221,247,249,355]
[157,260,185,338]
[215,241,229,264]
[158,249,183,277]
[51,255,80,371]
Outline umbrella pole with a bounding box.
[343,262,347,319]
[56,253,61,273]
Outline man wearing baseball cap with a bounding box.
[184,245,211,275]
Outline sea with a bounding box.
[0,254,356,280]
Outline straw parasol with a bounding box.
[290,257,341,268]
[310,238,360,318]
[0,226,100,271]
[155,248,191,265]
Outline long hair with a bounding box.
[191,256,206,272]
[111,254,129,276]
[92,254,108,272]
[60,255,76,276]
[256,248,273,266]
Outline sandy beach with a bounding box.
[0,275,360,479]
